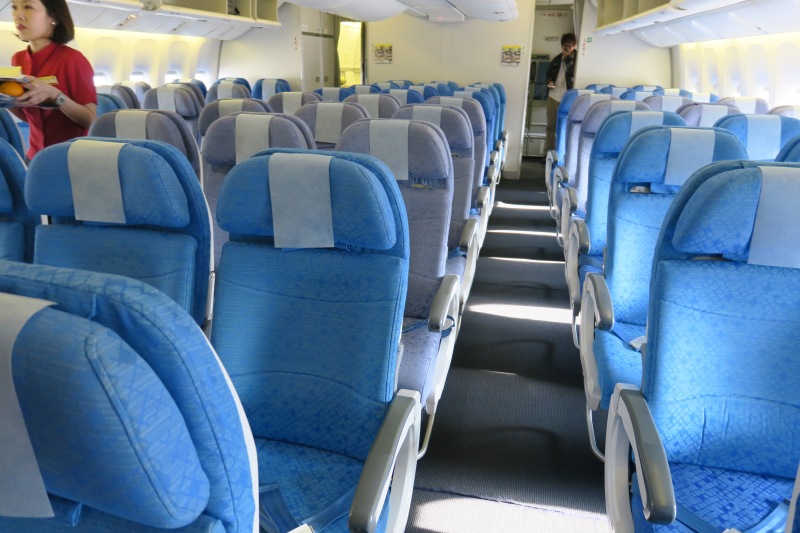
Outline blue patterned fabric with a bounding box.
[253,78,291,99]
[8,305,209,528]
[0,261,256,533]
[776,133,800,163]
[0,138,36,262]
[26,138,211,325]
[594,325,645,409]
[0,108,26,159]
[632,464,795,532]
[313,87,355,102]
[554,89,595,162]
[715,114,800,161]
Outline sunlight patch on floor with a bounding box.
[411,494,610,533]
[494,201,550,211]
[470,303,573,324]
[488,256,565,265]
[487,228,556,237]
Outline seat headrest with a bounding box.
[581,100,648,134]
[568,93,615,121]
[1,292,210,528]
[217,151,397,250]
[198,98,272,135]
[336,118,453,186]
[769,105,800,118]
[393,104,473,158]
[26,139,189,227]
[296,102,369,144]
[143,86,198,118]
[593,111,686,154]
[387,89,424,105]
[344,93,400,118]
[719,96,769,115]
[409,85,438,100]
[211,83,251,101]
[614,126,747,191]
[644,95,693,113]
[451,90,494,119]
[672,164,800,267]
[426,96,486,135]
[715,114,800,161]
[559,89,595,112]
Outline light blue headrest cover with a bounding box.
[673,165,800,266]
[25,141,189,227]
[615,127,746,191]
[217,152,397,249]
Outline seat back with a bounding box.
[645,160,800,480]
[351,84,381,94]
[95,93,127,116]
[619,89,659,101]
[166,82,206,113]
[554,88,595,162]
[294,101,369,149]
[425,82,453,96]
[117,81,151,106]
[777,135,800,162]
[643,95,693,113]
[266,91,321,114]
[26,138,212,326]
[253,78,291,100]
[769,105,800,117]
[202,112,315,268]
[585,83,614,91]
[173,78,208,98]
[97,84,139,109]
[409,84,438,100]
[388,79,413,89]
[385,88,425,105]
[632,84,662,91]
[600,86,631,97]
[584,110,686,256]
[336,119,453,319]
[0,262,256,533]
[678,102,741,127]
[451,88,496,153]
[143,85,203,144]
[719,96,769,114]
[605,126,747,326]
[373,81,399,91]
[88,109,202,180]
[471,82,506,134]
[313,87,356,102]
[0,108,27,159]
[0,138,35,261]
[207,82,251,104]
[680,90,719,103]
[573,100,648,211]
[211,77,252,95]
[393,104,474,250]
[660,88,683,96]
[212,149,409,459]
[563,93,615,184]
[714,114,800,161]
[344,93,401,118]
[426,96,487,205]
[198,98,273,136]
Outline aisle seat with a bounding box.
[295,101,369,149]
[714,113,800,161]
[266,91,321,115]
[344,93,401,118]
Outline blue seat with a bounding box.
[207,81,251,104]
[604,161,800,532]
[585,83,614,91]
[409,84,438,100]
[212,149,420,533]
[579,126,747,458]
[313,87,356,102]
[658,88,683,96]
[550,93,615,229]
[426,82,454,96]
[213,76,252,92]
[0,138,35,262]
[718,96,770,114]
[253,78,291,100]
[777,134,800,162]
[198,98,273,136]
[388,79,413,89]
[173,77,208,98]
[372,81,400,91]
[25,138,212,327]
[714,113,800,161]
[769,105,800,117]
[0,261,256,533]
[565,110,686,346]
[679,90,719,102]
[619,90,661,102]
[642,95,693,113]
[294,101,369,149]
[350,84,381,95]
[600,86,632,97]
[451,89,497,172]
[95,92,126,116]
[97,84,139,109]
[143,85,204,146]
[632,84,663,92]
[545,88,596,199]
[201,112,314,268]
[384,88,425,105]
[337,119,460,457]
[0,109,27,159]
[557,99,647,247]
[344,93,401,118]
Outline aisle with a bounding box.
[405,160,609,532]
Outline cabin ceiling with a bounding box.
[285,0,519,22]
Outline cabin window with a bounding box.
[195,71,210,86]
[164,70,180,85]
[93,73,110,86]
[130,71,150,84]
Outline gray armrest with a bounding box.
[349,390,421,533]
[457,218,480,313]
[476,185,490,210]
[558,186,579,248]
[606,385,675,531]
[555,165,571,187]
[428,274,460,334]
[459,218,479,250]
[502,130,509,143]
[584,273,614,331]
[579,272,615,410]
[494,139,502,152]
[545,150,559,196]
[566,218,591,318]
[487,163,499,186]
[489,150,498,167]
[570,218,591,255]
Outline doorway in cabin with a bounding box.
[336,19,364,87]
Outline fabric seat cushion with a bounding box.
[445,255,466,279]
[632,463,795,531]
[397,317,441,409]
[594,323,645,409]
[256,439,388,533]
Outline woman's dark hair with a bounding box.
[43,0,75,44]
[561,33,577,46]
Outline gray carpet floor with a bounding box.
[405,159,610,532]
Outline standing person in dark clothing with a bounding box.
[544,32,577,153]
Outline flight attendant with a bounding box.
[10,0,96,160]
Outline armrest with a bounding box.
[583,273,614,331]
[487,163,499,186]
[494,139,502,152]
[569,217,591,255]
[545,150,559,197]
[558,186,579,248]
[578,272,615,410]
[428,274,460,334]
[459,217,479,251]
[554,165,571,187]
[476,186,490,210]
[566,218,591,315]
[349,389,422,533]
[502,130,509,143]
[489,150,498,167]
[606,385,675,531]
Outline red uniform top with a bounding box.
[12,42,97,159]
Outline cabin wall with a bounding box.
[218,3,305,89]
[531,7,575,58]
[673,31,800,106]
[574,0,671,89]
[365,5,537,179]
